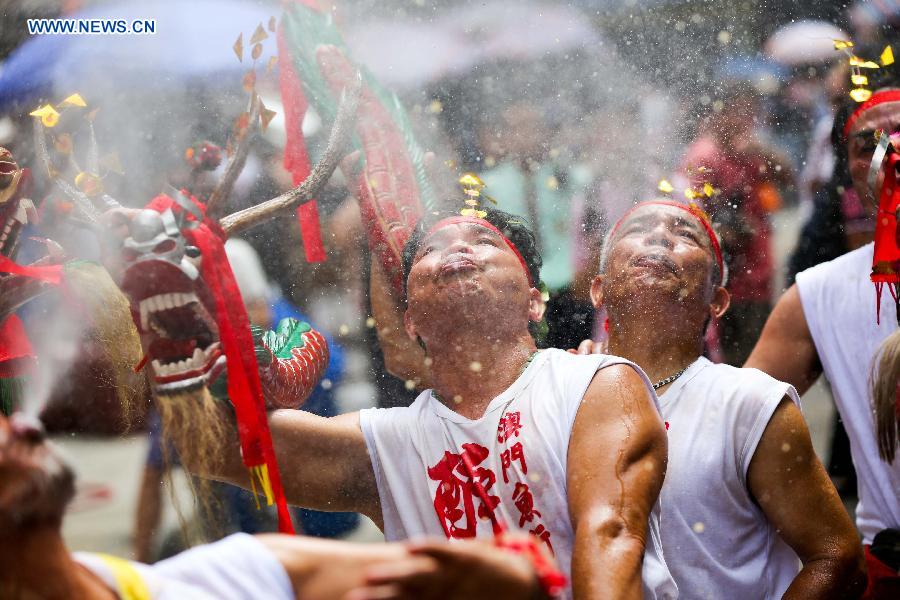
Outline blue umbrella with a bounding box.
[0,0,279,108]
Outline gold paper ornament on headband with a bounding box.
[836,40,895,103]
[666,167,720,202]
[657,177,719,202]
[458,173,489,218]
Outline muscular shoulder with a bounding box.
[581,360,659,422]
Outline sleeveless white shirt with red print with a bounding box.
[359,349,677,599]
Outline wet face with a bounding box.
[404,222,539,344]
[0,413,74,530]
[846,100,900,213]
[598,205,723,318]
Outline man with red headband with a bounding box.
[178,207,676,599]
[577,200,865,598]
[747,84,900,598]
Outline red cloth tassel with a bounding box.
[148,194,295,534]
[0,316,36,378]
[0,256,63,378]
[189,224,295,534]
[278,17,327,264]
[0,255,63,284]
[871,153,900,324]
[296,201,326,263]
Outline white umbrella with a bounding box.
[344,1,601,88]
[763,20,849,66]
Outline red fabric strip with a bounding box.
[277,22,311,186]
[278,17,326,264]
[608,200,725,281]
[147,194,294,534]
[189,226,295,534]
[296,201,327,263]
[426,216,534,287]
[0,255,63,284]
[0,315,35,378]
[844,90,900,139]
[870,153,900,324]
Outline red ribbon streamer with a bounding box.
[0,316,35,378]
[277,16,327,264]
[296,201,326,263]
[871,153,900,324]
[0,255,63,284]
[149,194,295,534]
[0,256,62,378]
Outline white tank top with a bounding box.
[658,357,801,598]
[359,349,677,600]
[796,243,900,543]
[74,533,294,600]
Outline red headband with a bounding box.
[609,200,725,280]
[425,216,535,287]
[843,90,900,139]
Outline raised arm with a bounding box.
[747,398,867,599]
[567,364,668,600]
[369,256,432,388]
[745,285,822,396]
[171,401,381,523]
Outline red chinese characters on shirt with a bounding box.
[428,443,501,539]
[512,482,542,527]
[497,411,523,443]
[427,412,554,553]
[500,441,527,484]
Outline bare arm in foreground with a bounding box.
[172,403,381,523]
[259,535,548,600]
[369,257,432,388]
[567,365,668,600]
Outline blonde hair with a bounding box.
[871,329,900,463]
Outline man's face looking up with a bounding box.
[597,204,727,321]
[404,221,541,345]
